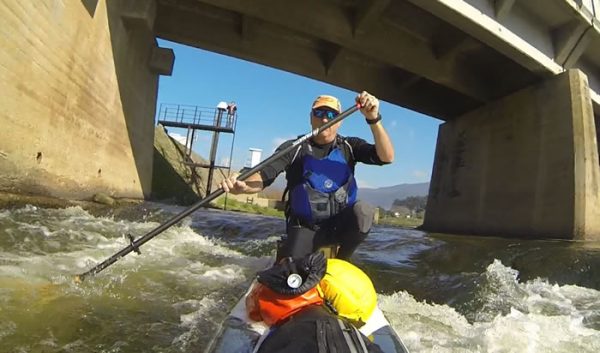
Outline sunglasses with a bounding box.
[312,109,339,120]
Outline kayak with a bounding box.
[205,280,410,353]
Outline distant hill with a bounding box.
[263,176,429,210]
[359,182,430,209]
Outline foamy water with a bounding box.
[380,260,600,352]
[1,204,599,352]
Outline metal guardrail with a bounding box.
[156,103,236,129]
[155,102,239,195]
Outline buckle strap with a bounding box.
[337,319,368,353]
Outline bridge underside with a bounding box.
[152,0,600,239]
[154,0,543,120]
[154,0,600,119]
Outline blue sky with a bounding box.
[156,40,442,189]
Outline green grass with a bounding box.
[212,197,285,218]
[377,215,423,228]
[211,197,423,228]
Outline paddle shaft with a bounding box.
[74,104,361,282]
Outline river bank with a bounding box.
[0,191,144,213]
[0,190,426,230]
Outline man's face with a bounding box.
[310,108,341,143]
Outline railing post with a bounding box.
[154,102,237,199]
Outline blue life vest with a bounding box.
[288,140,358,224]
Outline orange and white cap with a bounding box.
[311,95,341,113]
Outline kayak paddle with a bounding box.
[74,103,361,283]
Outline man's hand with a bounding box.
[220,174,249,194]
[356,91,394,163]
[220,172,264,194]
[356,91,379,121]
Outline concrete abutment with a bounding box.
[0,0,170,200]
[423,70,600,240]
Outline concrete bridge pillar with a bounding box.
[0,0,170,200]
[423,70,600,240]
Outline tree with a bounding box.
[392,196,427,212]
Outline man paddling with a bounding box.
[220,91,394,260]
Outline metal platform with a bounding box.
[156,103,238,194]
[157,119,234,133]
[156,103,236,133]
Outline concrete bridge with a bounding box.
[1,0,599,239]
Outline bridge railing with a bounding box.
[156,103,236,129]
[575,0,599,19]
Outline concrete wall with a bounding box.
[0,0,158,199]
[423,70,600,240]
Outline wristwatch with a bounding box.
[366,113,382,125]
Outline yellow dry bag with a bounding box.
[319,258,377,326]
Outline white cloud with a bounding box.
[355,179,373,188]
[194,134,211,142]
[412,170,429,180]
[168,132,187,145]
[220,157,231,168]
[272,136,295,152]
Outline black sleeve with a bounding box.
[345,136,390,166]
[259,139,297,187]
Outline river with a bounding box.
[1,203,599,352]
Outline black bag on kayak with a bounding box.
[256,306,383,353]
[257,251,327,295]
